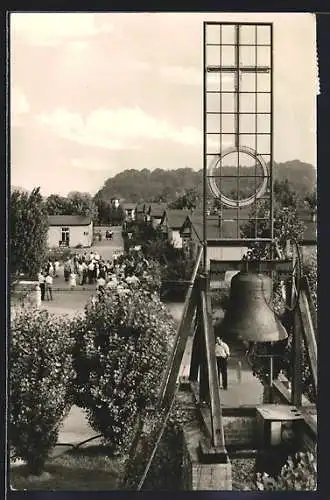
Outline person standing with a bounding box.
[54,259,60,277]
[69,271,77,289]
[64,260,71,282]
[34,283,42,308]
[88,260,95,284]
[48,261,54,277]
[81,261,87,285]
[38,271,46,301]
[215,337,230,390]
[45,273,53,301]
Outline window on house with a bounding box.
[61,227,70,243]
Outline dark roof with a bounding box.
[136,203,146,213]
[211,207,252,220]
[147,203,167,217]
[186,214,317,244]
[48,215,92,226]
[162,209,191,229]
[189,219,240,240]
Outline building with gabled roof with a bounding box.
[123,203,136,221]
[180,214,249,269]
[47,215,93,248]
[145,203,167,227]
[160,209,192,248]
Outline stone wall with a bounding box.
[222,409,257,448]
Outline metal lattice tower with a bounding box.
[203,22,274,268]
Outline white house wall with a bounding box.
[48,223,93,248]
[152,217,162,229]
[169,229,183,249]
[206,246,248,268]
[189,238,248,270]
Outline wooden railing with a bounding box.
[298,276,318,393]
[158,245,203,410]
[201,289,226,452]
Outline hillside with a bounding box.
[95,160,316,203]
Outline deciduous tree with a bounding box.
[11,187,49,278]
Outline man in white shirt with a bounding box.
[215,337,230,390]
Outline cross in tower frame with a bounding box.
[206,26,271,149]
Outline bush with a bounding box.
[256,451,317,491]
[116,250,162,294]
[71,285,176,455]
[302,248,317,313]
[123,401,195,489]
[47,247,74,264]
[10,308,74,475]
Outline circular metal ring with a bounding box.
[207,145,269,208]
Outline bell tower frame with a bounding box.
[123,22,316,490]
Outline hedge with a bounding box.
[10,308,74,475]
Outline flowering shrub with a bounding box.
[47,246,74,264]
[302,249,317,313]
[256,451,317,491]
[10,308,74,475]
[116,250,162,294]
[71,285,176,455]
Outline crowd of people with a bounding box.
[37,259,60,302]
[34,248,151,305]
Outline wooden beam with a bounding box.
[291,308,303,407]
[298,287,317,393]
[201,289,226,453]
[157,246,203,410]
[199,291,209,403]
[210,259,293,280]
[189,308,202,382]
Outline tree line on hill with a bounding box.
[95,160,316,204]
[10,160,317,278]
[40,160,316,224]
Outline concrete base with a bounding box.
[191,462,232,490]
[182,423,232,490]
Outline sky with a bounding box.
[10,12,318,197]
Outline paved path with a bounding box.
[179,337,264,406]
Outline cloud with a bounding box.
[66,40,90,53]
[36,106,203,149]
[159,65,201,86]
[71,157,111,172]
[11,87,30,125]
[122,60,151,72]
[11,13,114,47]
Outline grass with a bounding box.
[10,446,125,491]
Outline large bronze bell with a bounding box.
[219,272,288,343]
